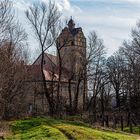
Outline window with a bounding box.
[71,41,74,46]
[28,103,33,114]
[43,60,46,65]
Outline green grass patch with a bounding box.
[55,123,137,140]
[7,125,67,140]
[123,126,140,135]
[5,117,139,140]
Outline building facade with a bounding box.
[26,18,87,115]
[57,18,86,76]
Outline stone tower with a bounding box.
[57,18,86,77]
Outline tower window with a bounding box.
[80,57,82,62]
[71,41,74,45]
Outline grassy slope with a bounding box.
[6,117,138,140]
[123,127,140,135]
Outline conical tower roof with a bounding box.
[68,17,75,30]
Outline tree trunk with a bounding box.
[83,77,87,111]
[73,78,81,114]
[92,97,97,122]
[106,115,109,127]
[56,49,62,115]
[120,115,123,131]
[127,112,130,126]
[41,51,54,116]
[129,113,133,133]
[68,79,72,113]
[101,89,104,126]
[113,115,117,129]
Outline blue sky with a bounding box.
[13,0,140,57]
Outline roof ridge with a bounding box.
[32,52,57,66]
[44,53,57,67]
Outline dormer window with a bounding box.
[43,60,46,65]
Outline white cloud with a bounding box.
[72,0,140,4]
[68,0,140,55]
[55,0,82,19]
[41,0,82,14]
[12,0,140,56]
[56,0,71,11]
[115,0,140,4]
[38,0,82,23]
[13,0,31,11]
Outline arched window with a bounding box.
[71,41,74,46]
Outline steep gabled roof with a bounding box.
[28,64,71,82]
[45,53,57,66]
[33,52,57,66]
[28,52,72,82]
[70,27,82,37]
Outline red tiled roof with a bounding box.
[33,52,57,66]
[27,64,70,82]
[45,53,57,66]
[28,52,73,82]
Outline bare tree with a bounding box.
[25,1,61,115]
[0,0,14,46]
[119,29,140,132]
[0,0,29,119]
[86,32,106,122]
[55,30,72,115]
[106,53,126,130]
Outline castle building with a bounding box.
[57,18,86,77]
[26,18,87,115]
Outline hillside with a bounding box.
[4,117,138,140]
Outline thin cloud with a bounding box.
[13,0,31,11]
[12,0,140,56]
[70,0,140,4]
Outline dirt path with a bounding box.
[56,128,75,140]
[51,125,74,140]
[0,121,10,139]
